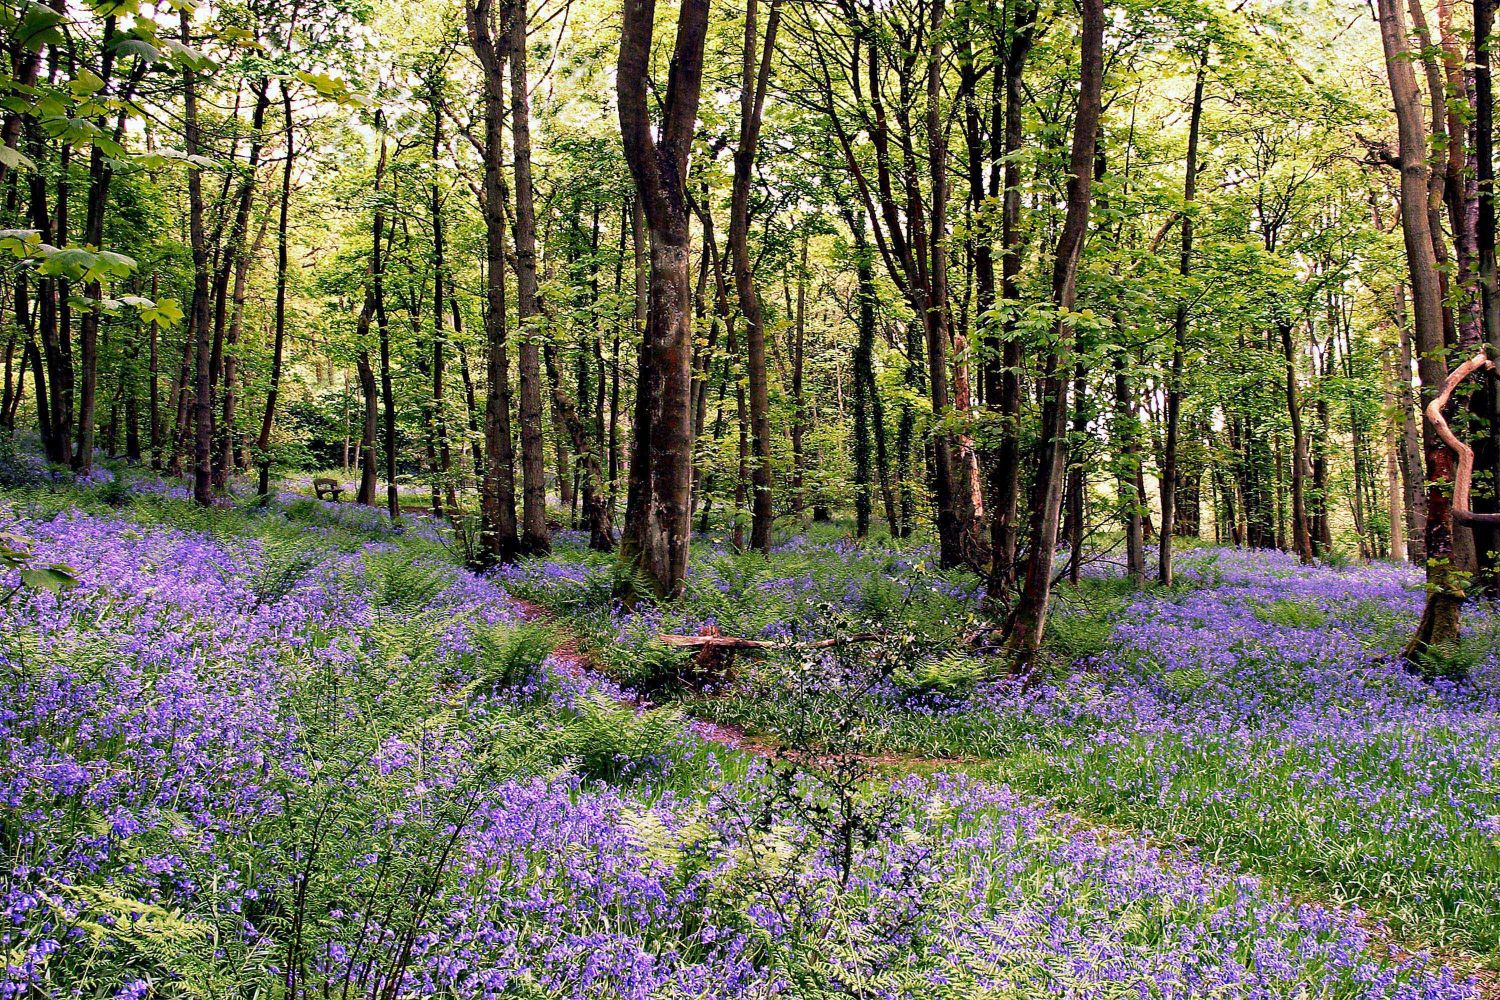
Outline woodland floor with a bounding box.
[2,465,1498,997]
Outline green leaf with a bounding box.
[89,250,137,280]
[68,69,107,96]
[16,4,64,51]
[85,0,140,14]
[18,564,78,593]
[111,37,161,61]
[141,297,184,326]
[38,247,96,281]
[0,145,35,173]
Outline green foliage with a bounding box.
[0,530,78,601]
[556,692,683,781]
[470,620,556,691]
[1251,598,1327,630]
[362,549,452,612]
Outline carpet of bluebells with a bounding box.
[0,472,1490,998]
[500,532,1500,969]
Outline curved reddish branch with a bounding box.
[1425,349,1500,525]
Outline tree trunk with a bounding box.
[1112,346,1146,583]
[790,233,807,519]
[616,0,711,598]
[1376,0,1465,659]
[428,90,460,519]
[147,272,161,469]
[1159,53,1206,584]
[466,0,521,559]
[256,80,294,504]
[1281,320,1316,563]
[1003,0,1103,662]
[986,0,1038,598]
[543,343,614,550]
[508,0,550,552]
[356,338,379,506]
[728,0,782,553]
[184,12,215,506]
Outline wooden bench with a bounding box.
[313,477,344,502]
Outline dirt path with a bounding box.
[510,596,977,769]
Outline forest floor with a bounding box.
[2,463,1497,997]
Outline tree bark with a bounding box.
[1003,0,1104,662]
[183,12,215,506]
[508,0,551,553]
[616,0,711,598]
[466,0,521,559]
[1158,53,1206,583]
[1281,319,1316,563]
[255,80,295,504]
[1376,0,1465,658]
[985,0,1038,598]
[728,0,782,552]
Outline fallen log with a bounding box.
[656,630,881,683]
[657,632,880,651]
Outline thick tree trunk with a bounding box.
[466,0,521,558]
[616,0,711,598]
[1377,0,1465,658]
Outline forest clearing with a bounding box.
[4,0,1500,993]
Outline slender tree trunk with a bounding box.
[1159,54,1206,584]
[849,212,877,538]
[986,0,1038,598]
[256,81,295,504]
[356,335,379,505]
[790,233,807,519]
[544,343,614,550]
[183,12,215,506]
[217,213,267,486]
[1395,288,1427,560]
[428,90,460,519]
[1112,346,1146,582]
[1004,0,1103,661]
[1281,320,1316,563]
[508,0,550,552]
[1385,346,1408,560]
[728,0,782,553]
[148,273,161,469]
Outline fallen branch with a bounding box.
[658,632,880,651]
[1425,349,1500,526]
